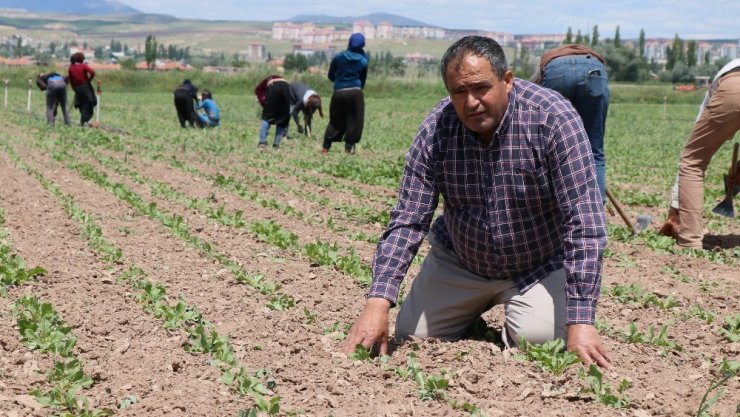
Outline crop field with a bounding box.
[0,80,738,417]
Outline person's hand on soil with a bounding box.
[567,323,611,369]
[342,297,391,356]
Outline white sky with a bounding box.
[119,0,740,39]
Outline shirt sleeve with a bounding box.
[545,109,607,324]
[368,112,440,304]
[85,64,95,81]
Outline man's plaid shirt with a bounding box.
[369,79,607,324]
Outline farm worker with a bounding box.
[289,82,323,136]
[36,72,71,126]
[173,79,201,128]
[342,36,610,368]
[532,44,609,201]
[256,75,291,149]
[67,52,97,126]
[658,58,740,248]
[195,89,220,128]
[321,33,368,155]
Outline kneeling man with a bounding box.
[343,36,610,368]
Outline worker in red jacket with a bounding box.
[67,52,97,126]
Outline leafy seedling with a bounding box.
[517,338,580,375]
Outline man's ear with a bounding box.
[504,70,514,93]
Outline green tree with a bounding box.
[144,35,157,69]
[613,25,621,48]
[15,36,22,58]
[667,34,685,70]
[638,29,645,59]
[599,43,642,81]
[686,40,697,67]
[575,30,583,45]
[591,25,599,47]
[564,27,573,44]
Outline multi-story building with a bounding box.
[720,42,738,59]
[247,43,266,60]
[644,38,672,64]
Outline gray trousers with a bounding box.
[395,234,567,347]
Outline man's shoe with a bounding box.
[272,144,280,149]
[258,143,267,150]
[320,148,329,155]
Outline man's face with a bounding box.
[445,53,513,141]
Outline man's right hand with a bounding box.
[341,298,392,355]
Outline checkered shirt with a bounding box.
[368,79,607,324]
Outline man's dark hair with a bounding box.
[440,36,508,89]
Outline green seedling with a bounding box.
[266,294,296,311]
[0,239,47,294]
[620,322,682,356]
[696,359,739,417]
[718,314,740,342]
[348,344,372,361]
[322,321,351,340]
[160,298,202,329]
[14,295,77,356]
[517,338,580,375]
[416,370,450,401]
[118,395,138,410]
[607,283,678,309]
[680,304,717,324]
[302,307,317,324]
[135,280,167,314]
[663,265,690,283]
[250,220,299,249]
[578,364,631,408]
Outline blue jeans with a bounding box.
[197,112,219,128]
[259,119,287,147]
[542,55,609,201]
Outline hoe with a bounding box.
[712,142,739,218]
[605,188,652,236]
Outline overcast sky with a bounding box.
[119,0,739,40]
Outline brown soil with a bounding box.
[0,119,737,417]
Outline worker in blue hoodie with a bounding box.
[321,33,369,154]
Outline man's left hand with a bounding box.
[567,323,611,369]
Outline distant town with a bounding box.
[1,11,738,82]
[270,20,740,67]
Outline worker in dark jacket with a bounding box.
[321,33,369,154]
[173,79,202,128]
[257,75,291,149]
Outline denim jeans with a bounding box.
[259,119,287,147]
[197,112,219,128]
[542,55,609,200]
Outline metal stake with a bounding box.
[26,79,32,113]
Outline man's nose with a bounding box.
[465,92,479,109]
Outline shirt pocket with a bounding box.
[496,167,552,210]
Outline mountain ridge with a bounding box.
[287,12,435,28]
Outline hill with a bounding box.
[0,0,139,14]
[288,12,434,28]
